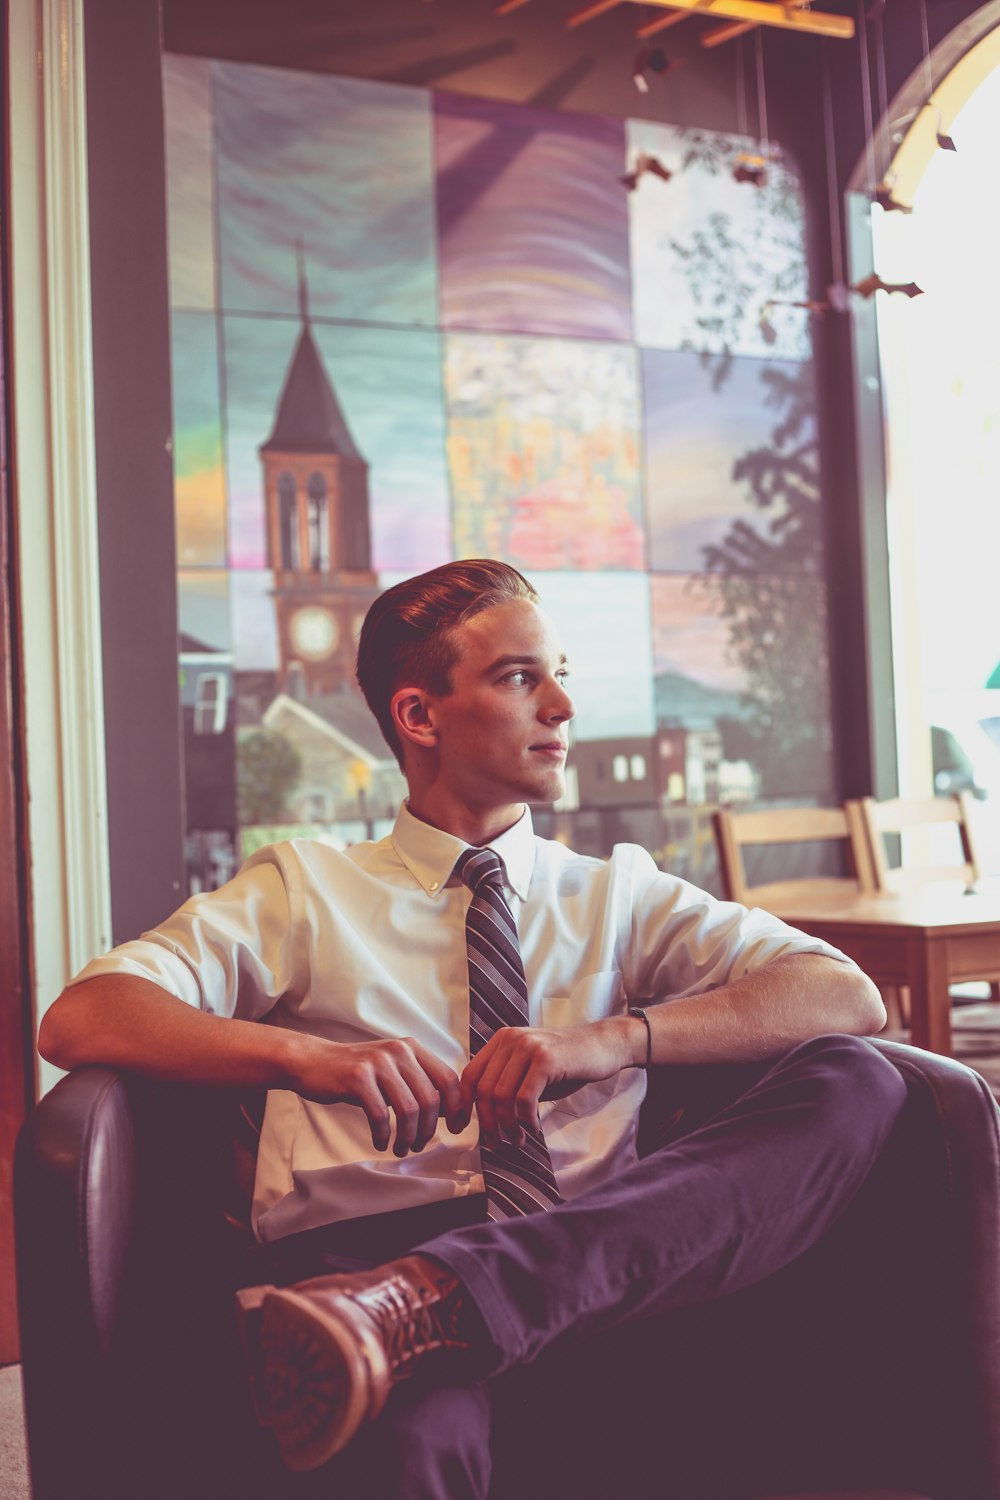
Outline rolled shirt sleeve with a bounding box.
[70,845,301,1021]
[621,844,858,1005]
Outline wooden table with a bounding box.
[772,881,1000,1056]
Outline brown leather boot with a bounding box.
[235,1255,472,1473]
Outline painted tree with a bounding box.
[236,728,303,826]
[698,362,833,798]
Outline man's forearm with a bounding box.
[38,974,308,1089]
[634,953,886,1066]
[38,974,466,1155]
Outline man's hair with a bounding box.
[356,559,539,766]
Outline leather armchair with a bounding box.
[15,1040,1000,1500]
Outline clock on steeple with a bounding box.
[261,249,379,697]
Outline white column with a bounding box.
[9,0,112,1093]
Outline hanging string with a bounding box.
[821,52,845,291]
[917,0,934,103]
[872,1,890,177]
[754,29,770,160]
[736,35,748,139]
[857,0,877,196]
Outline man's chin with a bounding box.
[525,772,567,806]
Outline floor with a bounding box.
[0,1363,29,1500]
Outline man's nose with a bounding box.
[544,680,575,723]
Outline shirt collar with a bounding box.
[391,801,536,902]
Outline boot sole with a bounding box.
[247,1288,377,1473]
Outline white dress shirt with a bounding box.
[74,804,855,1242]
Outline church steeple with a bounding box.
[297,238,309,323]
[261,250,364,462]
[259,248,378,698]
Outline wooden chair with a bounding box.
[855,792,986,894]
[712,803,875,910]
[713,804,905,1027]
[856,792,999,1007]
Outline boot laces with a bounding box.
[363,1277,458,1378]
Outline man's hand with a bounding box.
[291,1036,465,1157]
[458,1018,638,1150]
[40,976,467,1159]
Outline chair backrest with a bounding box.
[712,803,875,909]
[857,792,984,893]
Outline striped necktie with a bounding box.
[455,846,563,1220]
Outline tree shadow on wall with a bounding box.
[696,362,833,801]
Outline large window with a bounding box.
[873,55,1000,872]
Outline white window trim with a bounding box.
[10,0,112,1090]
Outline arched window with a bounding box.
[278,473,299,570]
[307,472,330,572]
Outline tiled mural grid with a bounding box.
[165,54,834,894]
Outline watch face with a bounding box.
[290,606,339,660]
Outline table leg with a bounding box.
[906,936,952,1055]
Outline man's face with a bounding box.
[424,598,575,815]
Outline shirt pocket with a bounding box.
[541,971,628,1120]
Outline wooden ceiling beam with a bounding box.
[625,1,854,39]
[565,0,624,27]
[700,18,756,46]
[635,10,691,39]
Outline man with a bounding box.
[40,559,902,1498]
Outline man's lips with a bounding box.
[530,742,567,758]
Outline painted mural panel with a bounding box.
[163,55,835,892]
[643,350,818,575]
[627,120,811,364]
[171,312,228,568]
[541,572,655,744]
[445,333,645,571]
[652,571,833,806]
[230,570,279,674]
[163,56,216,311]
[214,62,439,326]
[178,567,231,653]
[435,93,632,342]
[223,316,451,573]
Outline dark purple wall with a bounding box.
[85,0,186,941]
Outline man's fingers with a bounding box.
[459,1049,489,1126]
[382,1075,422,1156]
[514,1056,548,1135]
[376,1038,464,1151]
[396,1060,445,1151]
[489,1052,533,1145]
[351,1070,393,1153]
[414,1048,465,1133]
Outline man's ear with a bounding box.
[390,687,438,754]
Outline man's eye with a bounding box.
[506,671,528,686]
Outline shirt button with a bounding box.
[429,881,439,892]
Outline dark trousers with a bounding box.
[241,1034,906,1499]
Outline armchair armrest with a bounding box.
[15,1066,138,1496]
